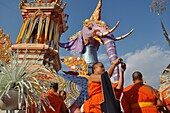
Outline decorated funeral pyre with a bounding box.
[0,0,134,112]
[7,0,170,113]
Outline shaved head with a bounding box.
[132,71,143,81]
[92,62,104,74]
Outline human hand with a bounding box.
[112,58,123,65]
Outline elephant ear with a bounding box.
[59,31,84,53]
[69,31,82,41]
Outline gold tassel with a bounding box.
[53,22,59,50]
[16,18,29,44]
[44,17,50,44]
[25,15,37,43]
[48,20,54,46]
[36,15,46,43]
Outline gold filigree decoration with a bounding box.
[83,20,109,30]
[69,31,82,41]
[61,56,89,79]
[0,27,12,62]
[83,0,110,30]
[90,0,102,21]
[54,74,81,108]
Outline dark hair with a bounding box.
[92,62,103,73]
[59,90,66,95]
[132,71,143,81]
[59,90,67,100]
[50,82,58,91]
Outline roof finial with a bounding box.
[90,0,102,21]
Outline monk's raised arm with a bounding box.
[107,58,122,76]
[88,58,123,82]
[116,62,126,90]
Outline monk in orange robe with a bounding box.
[83,58,126,113]
[27,83,67,113]
[121,71,163,113]
[41,83,67,113]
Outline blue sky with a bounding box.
[0,0,170,89]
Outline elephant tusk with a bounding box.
[99,21,120,37]
[114,29,134,41]
[100,31,109,37]
[109,21,120,34]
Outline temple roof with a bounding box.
[16,0,68,50]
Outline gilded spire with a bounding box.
[90,0,102,21]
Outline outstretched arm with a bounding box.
[116,62,126,90]
[107,58,122,76]
[88,58,122,82]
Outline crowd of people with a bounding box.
[29,58,169,113]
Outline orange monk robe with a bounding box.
[121,84,160,113]
[41,90,67,113]
[83,82,122,113]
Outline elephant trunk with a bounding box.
[102,37,119,83]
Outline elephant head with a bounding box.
[59,0,133,82]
